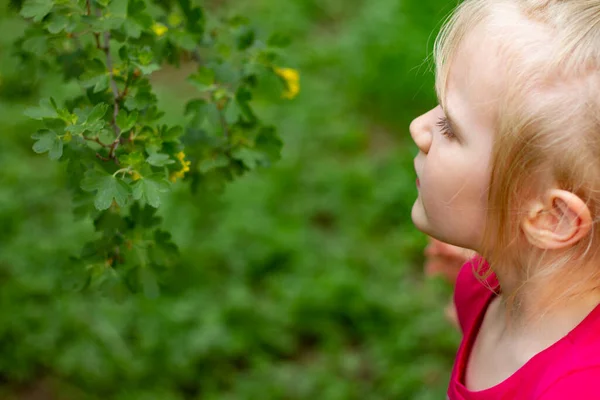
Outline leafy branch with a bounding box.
[18,0,297,297]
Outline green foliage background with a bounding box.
[0,0,460,398]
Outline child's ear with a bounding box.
[522,189,592,250]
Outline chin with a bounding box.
[411,202,471,249]
[411,201,430,234]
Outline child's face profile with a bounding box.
[410,23,505,251]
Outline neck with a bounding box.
[493,257,600,335]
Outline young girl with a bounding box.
[411,0,600,398]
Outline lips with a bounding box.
[416,178,420,188]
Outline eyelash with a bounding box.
[436,116,455,139]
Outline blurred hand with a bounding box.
[423,237,475,284]
[423,237,476,329]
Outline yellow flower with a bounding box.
[131,171,142,181]
[169,170,183,182]
[176,151,191,173]
[274,67,300,100]
[170,152,191,182]
[152,22,168,37]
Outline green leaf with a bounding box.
[178,0,204,34]
[125,88,156,110]
[184,99,210,127]
[212,63,239,85]
[24,98,58,120]
[87,103,109,123]
[184,99,207,117]
[82,74,110,93]
[224,100,241,124]
[94,210,127,234]
[255,126,282,165]
[132,175,170,208]
[46,14,68,34]
[44,118,66,131]
[121,152,145,168]
[129,202,161,229]
[236,86,252,103]
[81,170,132,210]
[171,31,196,51]
[152,230,178,266]
[91,15,124,32]
[202,103,221,131]
[68,105,106,136]
[123,19,142,38]
[65,124,87,135]
[188,66,215,92]
[162,126,183,142]
[235,25,255,51]
[231,147,261,169]
[154,230,178,254]
[127,0,152,28]
[21,0,53,22]
[95,76,110,93]
[116,109,138,132]
[136,63,160,75]
[137,48,153,65]
[146,153,174,167]
[97,128,114,144]
[57,108,77,125]
[22,34,48,54]
[32,129,63,160]
[257,49,277,64]
[236,99,256,123]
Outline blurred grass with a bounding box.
[0,0,460,399]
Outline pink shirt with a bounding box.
[448,256,600,399]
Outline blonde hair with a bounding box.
[434,0,600,312]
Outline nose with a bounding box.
[409,109,434,154]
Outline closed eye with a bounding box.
[436,116,455,139]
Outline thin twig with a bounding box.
[86,0,101,49]
[100,29,122,164]
[83,136,110,148]
[103,31,121,138]
[117,73,132,101]
[108,139,120,161]
[112,167,131,177]
[95,153,111,162]
[86,1,121,165]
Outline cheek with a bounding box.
[420,151,463,209]
[420,158,489,233]
[420,176,462,226]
